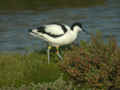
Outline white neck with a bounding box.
[72,26,82,33]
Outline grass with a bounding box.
[0,51,61,87]
[0,32,120,90]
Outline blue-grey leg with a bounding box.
[47,46,52,64]
[56,46,63,60]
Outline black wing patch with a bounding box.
[60,24,67,33]
[37,26,64,38]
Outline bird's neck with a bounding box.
[71,30,79,38]
[72,26,81,33]
[72,29,79,35]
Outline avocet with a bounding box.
[29,22,87,64]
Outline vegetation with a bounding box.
[0,51,61,87]
[0,33,120,90]
[0,75,73,90]
[60,33,120,90]
[0,0,104,11]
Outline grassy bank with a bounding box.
[0,33,120,90]
[0,51,61,87]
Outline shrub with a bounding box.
[60,33,120,90]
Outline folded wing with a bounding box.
[36,24,69,37]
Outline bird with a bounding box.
[29,22,87,64]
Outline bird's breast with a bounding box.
[52,31,77,46]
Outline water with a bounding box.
[0,0,120,53]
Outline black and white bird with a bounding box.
[29,22,87,64]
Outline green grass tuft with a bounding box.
[0,52,61,87]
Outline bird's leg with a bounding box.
[47,46,52,64]
[56,46,63,60]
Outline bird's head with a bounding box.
[28,28,40,37]
[71,22,87,33]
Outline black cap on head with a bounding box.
[71,22,89,34]
[71,22,82,30]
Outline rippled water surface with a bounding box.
[0,0,120,53]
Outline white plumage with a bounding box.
[29,22,87,64]
[44,24,67,35]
